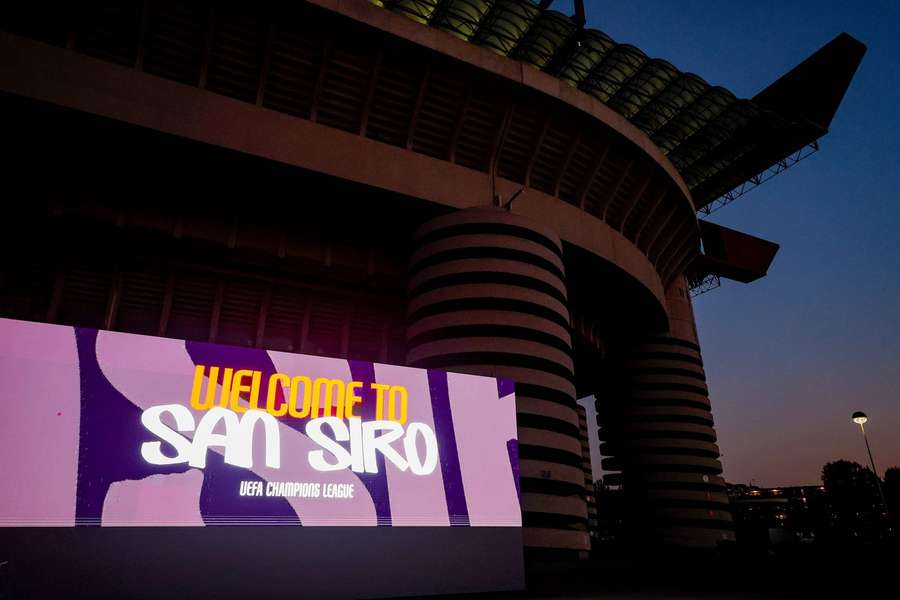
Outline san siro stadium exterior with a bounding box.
[0,0,863,560]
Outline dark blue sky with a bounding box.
[566,0,900,486]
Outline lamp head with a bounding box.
[852,411,868,425]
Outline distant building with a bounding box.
[727,483,829,546]
[593,479,626,547]
[576,405,599,547]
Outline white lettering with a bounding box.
[403,422,439,476]
[305,417,438,475]
[140,404,281,470]
[306,416,353,471]
[363,420,407,474]
[140,404,194,465]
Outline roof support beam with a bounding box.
[308,39,333,122]
[254,283,272,348]
[489,99,516,195]
[406,64,432,149]
[601,158,634,221]
[135,0,151,71]
[554,130,582,197]
[256,22,276,106]
[577,143,611,210]
[659,226,697,275]
[525,114,553,187]
[198,7,217,90]
[643,203,680,257]
[634,186,669,246]
[448,85,472,163]
[158,273,175,337]
[617,172,652,233]
[665,240,700,285]
[652,218,693,267]
[662,240,699,286]
[359,48,384,137]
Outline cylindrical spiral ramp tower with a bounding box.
[406,207,589,558]
[598,278,734,548]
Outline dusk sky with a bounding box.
[569,0,900,486]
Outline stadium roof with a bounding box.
[373,0,866,211]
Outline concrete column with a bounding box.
[406,207,589,558]
[600,276,735,548]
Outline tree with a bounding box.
[884,467,899,532]
[821,460,885,541]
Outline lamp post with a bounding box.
[851,411,889,519]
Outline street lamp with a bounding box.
[851,411,889,518]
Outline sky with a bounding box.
[564,0,900,487]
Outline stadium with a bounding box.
[0,0,864,570]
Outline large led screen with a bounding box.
[0,317,521,528]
